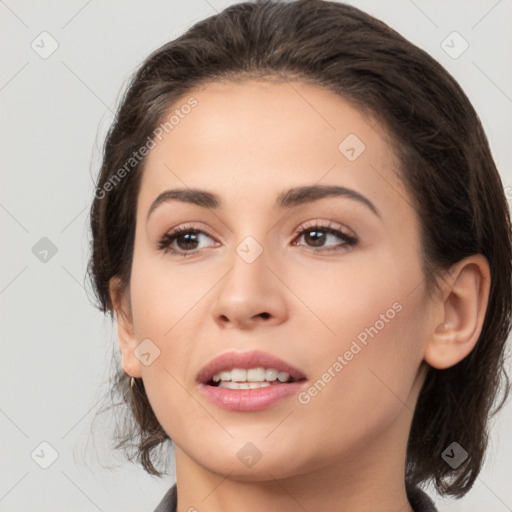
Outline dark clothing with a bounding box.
[153,481,438,511]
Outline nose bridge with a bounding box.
[224,233,269,301]
[224,202,271,280]
[211,230,287,327]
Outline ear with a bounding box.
[424,254,491,370]
[109,277,142,378]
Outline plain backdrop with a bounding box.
[1,1,511,511]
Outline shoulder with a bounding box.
[152,483,177,512]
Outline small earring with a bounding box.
[130,377,135,389]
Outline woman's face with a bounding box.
[117,79,435,481]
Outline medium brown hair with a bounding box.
[88,0,512,498]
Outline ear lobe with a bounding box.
[424,254,491,370]
[109,277,142,378]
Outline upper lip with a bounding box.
[196,350,307,384]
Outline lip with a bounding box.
[196,350,308,412]
[196,350,307,384]
[199,380,308,411]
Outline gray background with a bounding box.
[1,1,511,511]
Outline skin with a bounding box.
[110,79,490,512]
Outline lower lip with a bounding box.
[198,381,307,411]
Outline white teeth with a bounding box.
[218,381,272,389]
[219,370,231,381]
[231,368,247,381]
[265,368,278,381]
[247,368,266,381]
[277,371,290,382]
[211,367,292,384]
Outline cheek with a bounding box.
[286,245,419,351]
[127,249,230,436]
[291,252,426,440]
[129,244,220,338]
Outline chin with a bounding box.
[201,446,313,481]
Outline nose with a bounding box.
[211,243,288,330]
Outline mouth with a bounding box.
[197,350,308,389]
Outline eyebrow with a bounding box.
[146,184,380,222]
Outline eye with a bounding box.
[157,220,357,257]
[292,221,357,252]
[157,224,219,256]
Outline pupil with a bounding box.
[178,233,199,250]
[306,230,325,247]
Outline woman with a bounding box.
[88,1,512,511]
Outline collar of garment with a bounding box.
[152,481,438,512]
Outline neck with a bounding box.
[174,417,414,512]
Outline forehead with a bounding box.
[138,79,409,218]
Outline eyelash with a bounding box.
[157,221,358,257]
